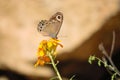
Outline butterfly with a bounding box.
[37,12,63,39]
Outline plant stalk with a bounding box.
[49,53,62,80]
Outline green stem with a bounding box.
[48,53,62,80]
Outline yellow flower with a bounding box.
[35,56,51,67]
[47,38,63,52]
[37,49,45,57]
[35,38,63,67]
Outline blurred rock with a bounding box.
[0,0,120,80]
[59,11,120,61]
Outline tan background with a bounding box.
[0,0,120,80]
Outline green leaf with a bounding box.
[88,55,96,64]
[98,60,101,66]
[104,61,107,67]
[91,55,95,60]
[50,76,58,80]
[70,75,75,80]
[111,73,117,80]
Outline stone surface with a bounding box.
[0,0,120,79]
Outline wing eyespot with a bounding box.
[56,15,62,22]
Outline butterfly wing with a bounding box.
[48,12,63,38]
[37,12,63,39]
[37,20,50,36]
[46,21,62,38]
